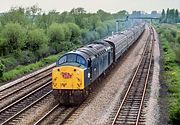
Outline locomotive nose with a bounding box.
[52,66,84,90]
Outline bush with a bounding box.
[1,23,26,55]
[1,57,18,71]
[96,22,108,38]
[176,24,180,29]
[174,44,180,64]
[176,35,180,44]
[48,23,65,53]
[18,50,36,64]
[158,26,180,124]
[171,30,177,38]
[26,28,49,59]
[67,23,81,45]
[0,60,5,77]
[169,97,180,120]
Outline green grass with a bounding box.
[168,66,180,124]
[161,23,180,33]
[0,52,64,84]
[157,25,180,124]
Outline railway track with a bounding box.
[111,26,154,125]
[0,64,54,97]
[0,81,52,125]
[0,65,54,110]
[34,104,77,125]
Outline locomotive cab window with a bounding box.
[58,56,67,65]
[58,54,87,67]
[67,54,76,62]
[77,55,86,66]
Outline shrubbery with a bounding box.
[157,26,180,124]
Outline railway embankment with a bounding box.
[156,24,180,124]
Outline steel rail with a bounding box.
[1,90,52,125]
[0,64,54,92]
[33,104,64,125]
[0,72,51,101]
[0,81,52,125]
[0,81,51,113]
[135,28,154,125]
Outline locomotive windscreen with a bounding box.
[57,54,87,67]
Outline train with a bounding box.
[52,23,145,105]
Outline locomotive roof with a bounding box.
[67,50,90,60]
[70,42,111,60]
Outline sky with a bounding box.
[0,0,180,13]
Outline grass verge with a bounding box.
[157,25,180,124]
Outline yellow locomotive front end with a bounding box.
[52,66,84,90]
[52,52,90,105]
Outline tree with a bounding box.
[26,5,42,21]
[48,23,65,53]
[176,35,180,44]
[88,15,101,30]
[166,8,170,23]
[67,23,81,45]
[161,9,166,23]
[169,9,175,23]
[175,9,179,23]
[0,7,30,25]
[96,22,108,38]
[113,10,128,19]
[1,23,26,56]
[64,14,75,23]
[70,8,86,15]
[35,13,48,28]
[61,24,72,50]
[97,9,113,21]
[26,28,49,59]
[174,44,180,64]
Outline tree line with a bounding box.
[160,8,179,23]
[0,5,127,76]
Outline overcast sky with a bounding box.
[1,0,180,13]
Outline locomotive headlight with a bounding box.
[88,73,90,78]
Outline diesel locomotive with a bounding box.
[52,23,145,105]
